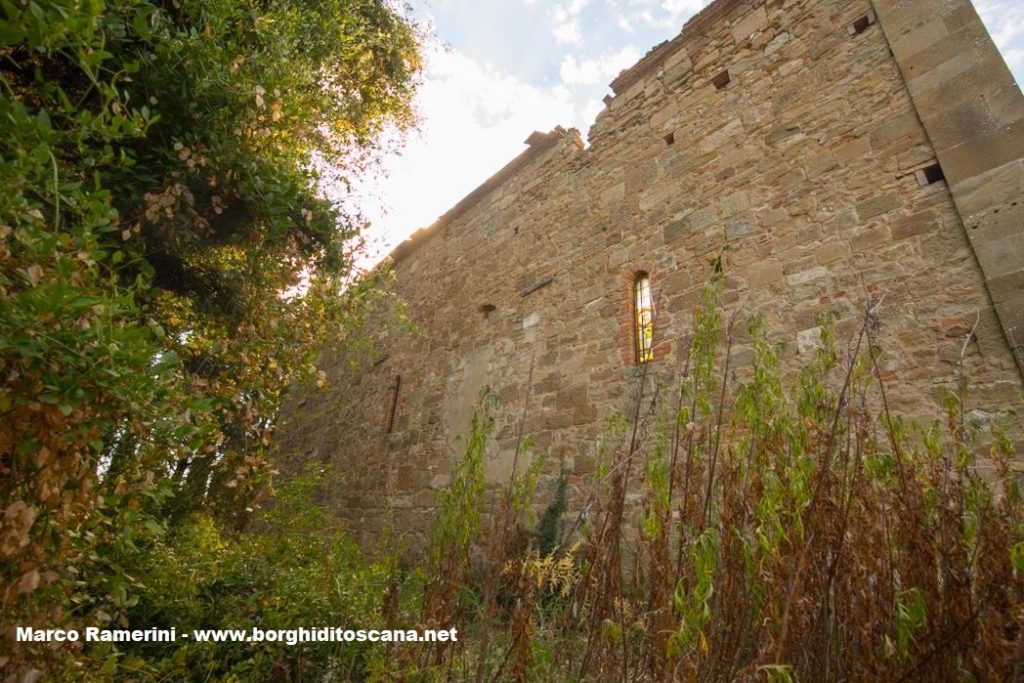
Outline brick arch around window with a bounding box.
[616,265,672,366]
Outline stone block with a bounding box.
[625,159,657,194]
[786,266,830,287]
[601,181,626,206]
[732,6,768,43]
[806,150,837,178]
[718,191,751,217]
[891,210,938,240]
[923,98,1001,154]
[851,225,892,252]
[973,228,1024,280]
[889,16,949,62]
[963,201,1024,258]
[751,27,775,52]
[796,326,823,355]
[555,384,590,412]
[764,32,790,55]
[726,214,757,240]
[855,193,900,221]
[665,59,693,85]
[744,261,783,287]
[728,55,758,79]
[765,125,802,146]
[986,84,1024,127]
[758,207,789,228]
[875,0,954,37]
[905,50,977,99]
[815,241,850,264]
[665,44,691,71]
[692,48,720,73]
[807,29,841,60]
[952,160,1024,218]
[833,137,871,163]
[870,112,921,150]
[898,146,935,172]
[942,4,977,33]
[915,57,1015,116]
[663,218,689,244]
[938,120,1024,185]
[662,268,693,294]
[689,207,717,231]
[650,102,679,130]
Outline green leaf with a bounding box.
[18,438,41,456]
[0,21,27,43]
[32,144,50,165]
[1012,542,1024,574]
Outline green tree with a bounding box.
[0,0,420,676]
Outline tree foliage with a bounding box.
[0,0,420,676]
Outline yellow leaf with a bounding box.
[24,264,43,286]
[19,569,40,595]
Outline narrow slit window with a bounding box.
[384,374,401,434]
[634,273,654,364]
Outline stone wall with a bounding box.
[276,0,1024,550]
[871,0,1024,375]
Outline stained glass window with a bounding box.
[634,273,654,364]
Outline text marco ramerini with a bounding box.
[16,626,458,645]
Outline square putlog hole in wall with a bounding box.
[916,163,945,186]
[664,131,675,146]
[849,12,875,35]
[479,303,497,320]
[711,69,731,90]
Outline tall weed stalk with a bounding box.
[418,282,1023,681]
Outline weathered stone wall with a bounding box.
[871,0,1024,374]
[276,0,1023,550]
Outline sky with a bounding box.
[350,0,1024,265]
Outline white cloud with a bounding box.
[552,0,591,46]
[579,98,606,129]
[661,0,706,19]
[568,0,590,15]
[612,0,711,30]
[351,43,581,262]
[559,45,644,85]
[975,0,1024,83]
[554,20,584,46]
